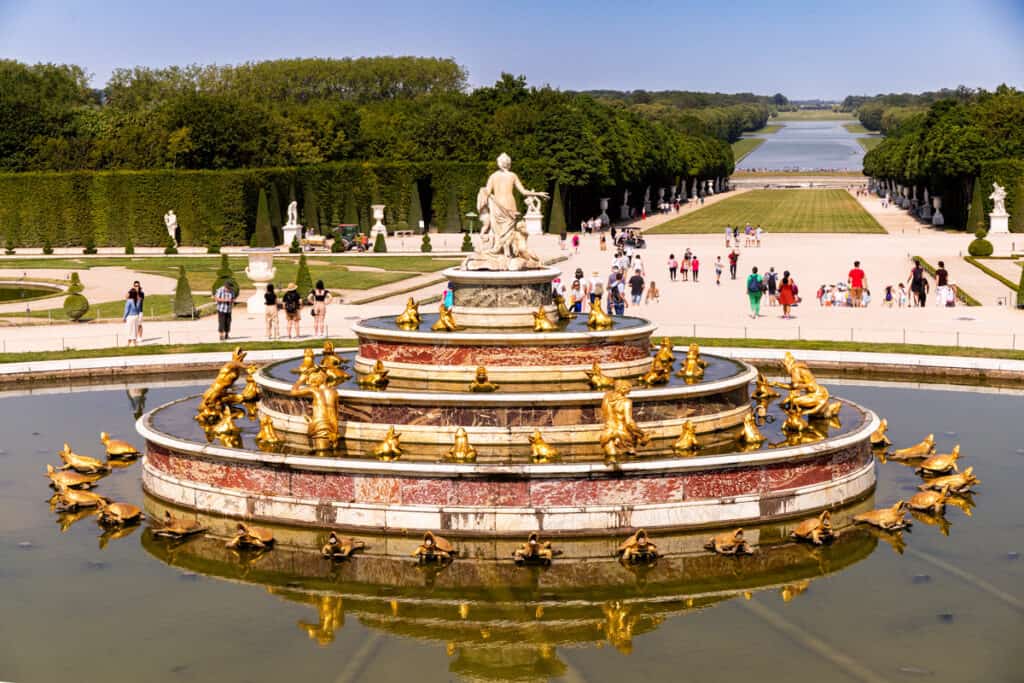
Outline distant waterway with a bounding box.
[738,120,866,171]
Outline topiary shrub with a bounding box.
[82,235,97,255]
[164,235,178,255]
[207,242,220,254]
[173,265,195,317]
[289,236,301,254]
[968,234,994,257]
[330,239,344,253]
[373,232,387,253]
[420,233,432,253]
[211,253,237,296]
[124,235,134,255]
[63,276,90,321]
[461,231,473,252]
[67,272,84,294]
[253,188,275,248]
[42,239,53,255]
[295,253,313,295]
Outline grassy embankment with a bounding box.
[648,189,885,234]
[731,138,765,163]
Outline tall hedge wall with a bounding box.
[0,160,562,247]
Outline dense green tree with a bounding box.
[442,187,461,233]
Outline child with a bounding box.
[714,257,723,285]
[897,282,908,308]
[645,281,661,304]
[883,285,894,308]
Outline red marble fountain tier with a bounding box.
[357,338,651,367]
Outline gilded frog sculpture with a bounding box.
[412,531,456,563]
[704,528,755,555]
[599,380,649,461]
[870,418,892,448]
[431,303,460,332]
[790,510,835,545]
[210,404,242,448]
[57,443,110,474]
[781,403,810,433]
[617,529,659,563]
[676,342,708,381]
[512,532,560,565]
[95,500,143,527]
[854,501,912,530]
[584,361,616,390]
[357,359,390,389]
[152,511,207,539]
[373,426,403,461]
[394,297,422,329]
[533,305,558,332]
[528,429,558,463]
[672,421,699,454]
[225,522,275,550]
[99,432,139,459]
[290,368,340,451]
[468,366,499,392]
[889,433,935,460]
[654,337,675,367]
[447,427,478,463]
[917,466,979,494]
[291,348,317,380]
[553,294,575,320]
[916,445,960,476]
[640,355,671,386]
[586,303,613,329]
[321,531,365,560]
[320,341,351,384]
[739,413,765,445]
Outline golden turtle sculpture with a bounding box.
[790,510,836,545]
[100,432,139,459]
[51,483,107,512]
[917,466,979,495]
[617,529,659,563]
[57,443,110,474]
[907,485,952,515]
[225,522,275,550]
[916,445,960,476]
[412,531,456,563]
[45,463,101,490]
[869,418,892,448]
[321,531,366,560]
[512,532,560,566]
[704,528,755,555]
[96,500,143,527]
[889,434,936,460]
[854,501,911,530]
[152,511,207,539]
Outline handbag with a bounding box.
[792,283,799,296]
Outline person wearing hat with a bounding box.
[282,282,302,339]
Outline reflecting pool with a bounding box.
[0,379,1020,682]
[737,120,867,171]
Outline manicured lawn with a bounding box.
[648,189,886,234]
[842,123,870,134]
[775,110,853,120]
[0,255,462,293]
[731,138,765,163]
[857,137,883,152]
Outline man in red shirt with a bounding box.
[848,260,867,307]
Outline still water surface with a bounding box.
[737,121,867,171]
[0,381,1020,682]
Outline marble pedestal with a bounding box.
[989,212,1010,234]
[445,266,560,327]
[524,212,543,236]
[282,224,302,248]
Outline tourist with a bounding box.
[580,219,587,233]
[728,250,739,280]
[714,256,723,285]
[123,288,141,346]
[632,253,645,277]
[897,283,909,308]
[282,282,302,338]
[935,260,952,307]
[681,250,691,281]
[848,261,867,308]
[766,267,778,306]
[569,279,584,313]
[862,289,872,306]
[732,226,740,246]
[628,268,645,305]
[610,272,626,316]
[883,285,894,308]
[645,281,660,304]
[443,287,454,307]
[724,225,732,247]
[572,233,580,254]
[599,233,607,251]
[755,225,763,246]
[907,259,927,307]
[308,280,331,336]
[778,270,797,319]
[667,253,678,281]
[214,279,236,341]
[132,280,145,336]
[746,266,765,319]
[264,283,280,340]
[589,270,603,307]
[691,254,700,282]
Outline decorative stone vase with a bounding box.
[370,204,387,239]
[243,248,276,315]
[931,196,944,226]
[599,198,610,226]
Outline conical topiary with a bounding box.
[211,253,237,295]
[42,239,53,255]
[343,192,359,228]
[295,253,313,296]
[443,187,461,233]
[3,235,12,255]
[461,231,474,252]
[268,183,283,243]
[254,188,275,248]
[548,181,567,236]
[408,180,424,233]
[420,232,432,252]
[373,232,387,252]
[289,235,301,254]
[83,235,97,255]
[966,179,986,234]
[1017,266,1024,309]
[123,234,134,255]
[173,265,195,317]
[164,234,177,255]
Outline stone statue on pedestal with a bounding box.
[164,210,178,247]
[462,153,547,271]
[990,183,1007,215]
[286,201,299,227]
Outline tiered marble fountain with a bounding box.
[138,262,878,536]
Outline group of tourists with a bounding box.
[743,266,800,319]
[724,223,764,248]
[263,281,332,340]
[666,250,701,282]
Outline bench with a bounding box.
[392,230,415,238]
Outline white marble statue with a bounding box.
[164,210,178,247]
[286,200,299,227]
[623,188,630,204]
[990,182,1007,215]
[463,153,547,271]
[524,195,543,216]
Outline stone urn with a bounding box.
[370,204,387,241]
[931,196,944,227]
[599,198,610,226]
[243,248,276,315]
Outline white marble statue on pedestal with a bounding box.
[282,200,303,247]
[523,195,544,236]
[463,153,547,271]
[988,182,1010,234]
[643,186,651,214]
[164,210,178,247]
[620,189,631,220]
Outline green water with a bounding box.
[0,381,1020,682]
[0,284,59,303]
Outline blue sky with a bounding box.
[1,0,1021,99]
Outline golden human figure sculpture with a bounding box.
[447,427,478,463]
[373,426,403,461]
[320,341,351,384]
[395,297,422,329]
[256,414,283,445]
[640,355,670,386]
[431,303,460,332]
[772,352,839,418]
[584,361,615,390]
[298,595,346,647]
[290,368,340,452]
[553,294,575,320]
[357,360,390,389]
[673,421,699,454]
[599,380,649,461]
[468,366,499,392]
[751,372,780,401]
[533,305,558,332]
[528,429,558,463]
[197,347,248,422]
[676,343,708,380]
[587,304,613,329]
[654,337,675,367]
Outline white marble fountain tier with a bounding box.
[445,267,562,328]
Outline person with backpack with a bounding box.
[609,272,626,316]
[766,267,778,307]
[746,266,765,319]
[282,282,302,339]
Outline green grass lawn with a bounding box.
[749,124,783,134]
[857,137,883,152]
[732,138,765,163]
[648,189,886,234]
[775,110,853,121]
[842,123,870,134]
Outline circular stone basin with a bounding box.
[0,281,63,303]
